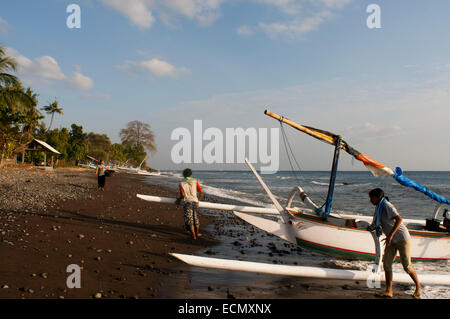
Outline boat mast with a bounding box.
[264,109,342,217]
[322,137,341,217]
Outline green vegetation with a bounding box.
[0,44,156,168]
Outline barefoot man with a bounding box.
[175,168,204,240]
[368,188,422,299]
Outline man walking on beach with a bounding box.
[96,160,106,191]
[175,168,204,240]
[368,188,422,299]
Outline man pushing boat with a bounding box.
[368,188,422,299]
[175,168,204,240]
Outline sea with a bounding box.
[144,170,450,299]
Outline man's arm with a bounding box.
[384,215,402,247]
[175,185,184,205]
[196,181,204,202]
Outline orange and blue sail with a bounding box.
[393,167,450,205]
[302,125,450,205]
[264,110,450,206]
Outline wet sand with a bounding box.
[0,167,412,299]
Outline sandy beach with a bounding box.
[0,167,413,299]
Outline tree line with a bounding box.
[0,44,156,168]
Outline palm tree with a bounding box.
[42,99,63,131]
[0,45,18,87]
[22,88,43,137]
[0,44,32,112]
[0,45,35,166]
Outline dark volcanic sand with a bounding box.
[0,168,218,299]
[0,167,411,299]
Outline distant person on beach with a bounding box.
[368,188,421,299]
[175,168,204,240]
[96,160,106,191]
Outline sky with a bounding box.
[1,0,450,172]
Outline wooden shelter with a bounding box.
[15,138,61,167]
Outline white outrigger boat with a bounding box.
[118,159,161,176]
[138,110,450,285]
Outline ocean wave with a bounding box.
[202,184,275,208]
[311,181,348,187]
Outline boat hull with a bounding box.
[288,210,450,262]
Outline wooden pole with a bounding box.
[264,109,337,145]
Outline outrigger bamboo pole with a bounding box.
[264,109,337,146]
[171,253,450,286]
[137,194,279,215]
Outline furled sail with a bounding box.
[264,109,450,206]
[264,110,394,177]
[394,167,450,205]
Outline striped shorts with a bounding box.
[183,201,200,229]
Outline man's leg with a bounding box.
[184,203,196,240]
[380,245,397,297]
[193,203,201,237]
[399,241,421,298]
[190,225,197,240]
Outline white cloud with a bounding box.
[101,0,155,30]
[255,0,302,15]
[65,71,94,90]
[255,0,354,40]
[117,57,189,78]
[6,47,65,80]
[237,25,255,36]
[99,0,352,39]
[344,122,405,142]
[0,17,9,33]
[259,10,333,39]
[5,47,94,91]
[317,0,353,9]
[101,0,223,29]
[161,0,223,26]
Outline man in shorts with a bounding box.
[368,188,422,299]
[175,168,204,240]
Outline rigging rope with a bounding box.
[279,122,327,204]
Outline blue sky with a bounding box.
[1,0,450,171]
